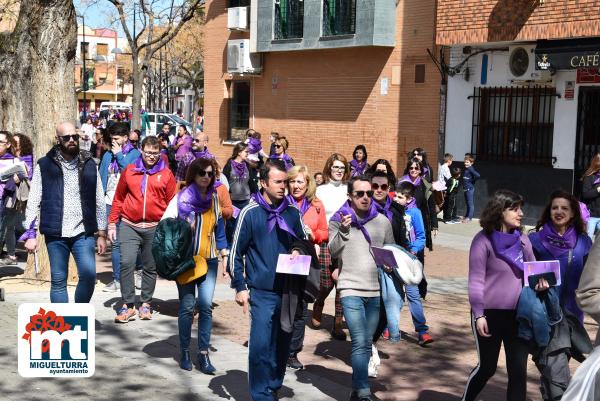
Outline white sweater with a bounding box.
[316,181,348,223]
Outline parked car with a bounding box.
[145,112,192,137]
[99,101,132,111]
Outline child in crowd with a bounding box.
[462,154,481,223]
[437,153,453,183]
[244,129,269,163]
[386,181,433,346]
[314,172,324,186]
[443,167,461,224]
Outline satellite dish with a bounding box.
[509,47,529,77]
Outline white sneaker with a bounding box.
[103,281,120,292]
[371,344,381,368]
[368,357,378,378]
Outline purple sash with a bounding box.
[193,148,215,160]
[231,160,248,179]
[252,192,299,239]
[132,156,167,196]
[350,159,368,177]
[269,154,293,171]
[247,137,262,154]
[330,200,379,244]
[489,230,525,272]
[374,196,393,221]
[109,141,135,174]
[177,183,215,224]
[287,195,311,216]
[539,222,577,259]
[398,174,422,187]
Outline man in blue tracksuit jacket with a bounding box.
[229,160,306,401]
[98,122,141,291]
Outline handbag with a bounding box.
[176,254,208,285]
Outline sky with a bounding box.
[74,0,124,33]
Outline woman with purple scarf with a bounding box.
[222,143,258,246]
[581,152,600,238]
[462,189,547,401]
[161,157,229,373]
[0,131,28,263]
[349,145,370,178]
[268,136,295,171]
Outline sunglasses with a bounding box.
[197,170,215,178]
[193,139,201,143]
[409,167,420,171]
[353,190,374,199]
[274,144,283,149]
[58,134,80,142]
[372,183,389,191]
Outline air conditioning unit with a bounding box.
[227,6,249,31]
[227,39,262,74]
[508,45,551,82]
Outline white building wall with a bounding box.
[445,45,594,170]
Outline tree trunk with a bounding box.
[0,0,79,282]
[131,56,142,129]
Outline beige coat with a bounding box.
[576,237,600,345]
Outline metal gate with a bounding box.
[574,87,600,194]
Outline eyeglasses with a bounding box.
[274,145,283,149]
[331,166,345,171]
[372,183,389,191]
[143,152,160,158]
[197,170,215,178]
[409,167,420,171]
[58,134,80,143]
[352,190,374,199]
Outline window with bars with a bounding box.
[322,0,356,36]
[471,86,556,165]
[274,0,304,39]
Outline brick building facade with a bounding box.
[203,0,441,177]
[436,0,600,222]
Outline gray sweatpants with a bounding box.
[119,222,157,306]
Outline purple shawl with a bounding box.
[109,141,135,174]
[406,197,417,210]
[539,222,577,259]
[350,159,368,177]
[247,137,262,154]
[287,195,311,216]
[252,192,298,239]
[399,174,422,187]
[231,160,248,179]
[193,148,215,160]
[132,156,167,196]
[177,183,215,224]
[374,196,393,221]
[175,134,194,160]
[330,200,379,244]
[489,230,525,272]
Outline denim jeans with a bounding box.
[248,289,293,401]
[46,234,97,303]
[464,188,475,219]
[176,258,218,352]
[341,295,380,398]
[587,216,600,239]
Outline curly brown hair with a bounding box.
[534,190,587,235]
[13,133,33,157]
[479,189,524,234]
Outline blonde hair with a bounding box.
[288,165,317,202]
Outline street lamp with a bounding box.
[77,14,88,121]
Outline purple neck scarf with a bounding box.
[375,196,393,221]
[214,180,223,189]
[270,154,293,171]
[330,200,379,244]
[19,154,34,180]
[247,137,262,154]
[132,156,167,196]
[193,148,215,160]
[406,197,417,210]
[489,230,525,272]
[594,172,600,185]
[539,222,577,259]
[287,195,311,216]
[399,174,422,187]
[231,160,248,179]
[350,159,368,177]
[177,183,214,224]
[252,192,299,239]
[109,141,135,174]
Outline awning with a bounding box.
[535,38,600,70]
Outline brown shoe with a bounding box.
[311,304,323,328]
[332,317,347,341]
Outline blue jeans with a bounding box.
[587,216,600,239]
[464,188,475,219]
[176,258,218,352]
[46,234,97,303]
[248,289,292,401]
[341,295,380,398]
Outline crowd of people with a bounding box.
[5,121,600,401]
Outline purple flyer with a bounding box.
[371,246,398,268]
[232,206,241,219]
[524,260,561,287]
[276,254,312,276]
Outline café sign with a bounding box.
[536,51,600,70]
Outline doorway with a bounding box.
[574,86,600,194]
[228,81,250,141]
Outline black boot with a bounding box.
[180,350,192,371]
[197,351,216,375]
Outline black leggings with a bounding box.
[462,309,529,401]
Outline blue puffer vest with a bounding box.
[37,146,98,237]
